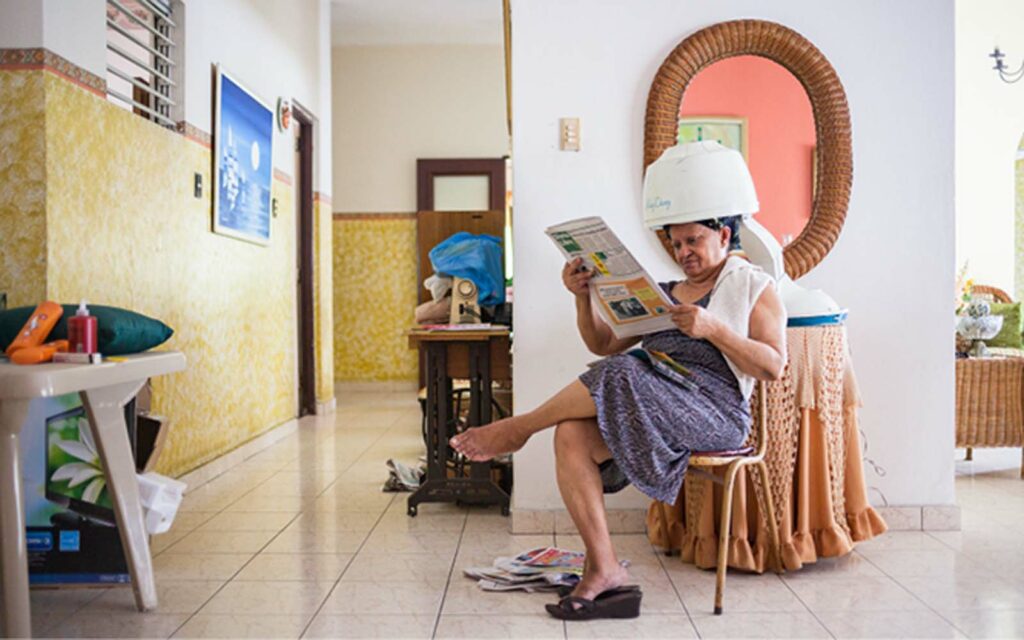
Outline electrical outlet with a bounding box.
[193,172,203,198]
[560,117,581,151]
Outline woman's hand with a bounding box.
[562,258,594,298]
[669,303,721,340]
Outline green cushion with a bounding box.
[0,304,173,356]
[986,302,1023,349]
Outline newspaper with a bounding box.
[462,547,630,593]
[546,216,675,338]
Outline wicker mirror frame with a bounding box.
[644,19,852,280]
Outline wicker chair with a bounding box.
[689,380,782,615]
[956,284,1024,476]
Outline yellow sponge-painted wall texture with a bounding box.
[0,70,47,307]
[315,201,335,400]
[333,217,418,381]
[1,67,334,476]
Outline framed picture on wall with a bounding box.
[213,65,274,245]
[677,116,748,161]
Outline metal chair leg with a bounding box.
[714,463,741,615]
[755,461,783,574]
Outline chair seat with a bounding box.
[690,446,756,467]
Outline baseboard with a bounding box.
[510,505,962,535]
[512,508,649,534]
[335,380,418,393]
[876,505,961,531]
[177,418,299,492]
[315,397,337,415]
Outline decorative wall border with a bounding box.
[273,168,293,186]
[176,120,212,149]
[0,47,105,97]
[332,212,417,221]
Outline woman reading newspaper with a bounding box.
[450,142,787,621]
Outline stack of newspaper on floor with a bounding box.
[463,547,585,593]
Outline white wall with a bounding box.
[186,0,332,192]
[331,45,508,212]
[0,0,105,78]
[955,0,1024,294]
[0,0,332,193]
[511,0,955,510]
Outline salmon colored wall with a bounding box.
[680,55,815,244]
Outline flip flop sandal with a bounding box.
[544,589,643,621]
[555,584,641,598]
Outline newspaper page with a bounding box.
[546,217,674,338]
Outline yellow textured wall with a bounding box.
[20,69,334,476]
[0,70,48,307]
[315,201,335,400]
[332,217,418,381]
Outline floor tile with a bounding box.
[172,613,311,639]
[784,576,926,612]
[816,609,966,639]
[29,587,108,612]
[319,581,445,615]
[198,581,333,615]
[897,574,1024,610]
[48,611,189,638]
[435,614,566,639]
[442,582,559,615]
[195,510,297,532]
[163,529,278,554]
[857,547,990,579]
[690,611,831,638]
[360,530,461,555]
[287,510,383,532]
[674,574,806,614]
[565,614,697,639]
[84,580,223,614]
[153,553,254,581]
[947,608,1024,639]
[233,552,352,582]
[341,552,453,584]
[263,527,368,554]
[303,613,436,639]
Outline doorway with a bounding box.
[294,102,316,417]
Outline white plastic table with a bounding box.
[0,352,185,638]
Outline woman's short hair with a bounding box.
[663,215,742,251]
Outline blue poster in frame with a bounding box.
[213,66,274,245]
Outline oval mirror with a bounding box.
[678,55,815,247]
[645,20,852,280]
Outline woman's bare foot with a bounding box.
[571,562,630,602]
[449,418,529,461]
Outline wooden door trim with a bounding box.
[293,100,317,416]
[416,158,506,212]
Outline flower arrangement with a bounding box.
[955,262,974,315]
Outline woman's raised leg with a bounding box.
[449,379,596,461]
[553,419,629,600]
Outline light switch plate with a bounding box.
[560,117,580,151]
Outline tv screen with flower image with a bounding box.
[45,407,115,525]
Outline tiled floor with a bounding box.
[24,388,1024,639]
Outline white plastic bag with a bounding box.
[136,472,187,534]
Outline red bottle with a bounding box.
[67,300,98,354]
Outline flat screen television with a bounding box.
[44,407,116,525]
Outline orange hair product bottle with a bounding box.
[5,301,63,357]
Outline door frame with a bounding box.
[416,158,506,212]
[293,100,317,417]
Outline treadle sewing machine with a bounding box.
[406,327,512,516]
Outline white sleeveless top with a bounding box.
[701,256,777,400]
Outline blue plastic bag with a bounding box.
[429,232,505,306]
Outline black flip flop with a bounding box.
[555,584,641,598]
[545,588,643,621]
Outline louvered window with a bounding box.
[105,0,181,128]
